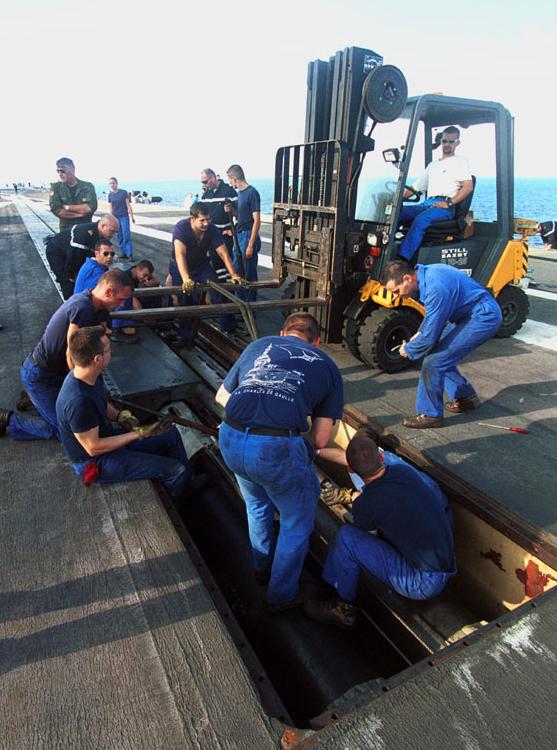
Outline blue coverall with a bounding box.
[404,264,502,417]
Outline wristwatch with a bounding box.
[446,197,454,208]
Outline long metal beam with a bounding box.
[133,279,282,298]
[111,296,328,320]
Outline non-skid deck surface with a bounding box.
[0,203,277,749]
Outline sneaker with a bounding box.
[445,394,481,413]
[0,408,12,436]
[402,414,444,429]
[304,597,358,630]
[111,330,139,345]
[16,390,34,411]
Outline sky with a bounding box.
[1,0,555,184]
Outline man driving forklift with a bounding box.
[398,126,474,263]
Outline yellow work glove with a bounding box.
[230,274,248,286]
[116,409,140,430]
[320,481,355,508]
[132,415,173,439]
[182,278,197,295]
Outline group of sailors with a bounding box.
[0,153,506,627]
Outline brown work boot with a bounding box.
[0,408,12,436]
[445,394,481,413]
[16,390,34,411]
[402,414,444,429]
[304,597,358,630]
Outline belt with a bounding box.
[223,416,301,437]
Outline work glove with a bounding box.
[181,278,197,295]
[132,415,173,439]
[320,481,355,508]
[230,274,248,286]
[116,409,140,430]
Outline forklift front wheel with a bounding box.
[494,285,529,338]
[354,307,422,372]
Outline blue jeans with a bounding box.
[398,198,455,261]
[169,260,236,345]
[8,357,63,440]
[323,525,454,602]
[416,299,503,416]
[117,215,133,258]
[111,296,134,329]
[72,427,191,498]
[219,422,321,606]
[234,229,260,302]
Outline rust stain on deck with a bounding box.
[516,560,557,598]
[480,548,506,572]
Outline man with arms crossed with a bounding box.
[49,157,98,232]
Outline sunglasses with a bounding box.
[441,139,457,144]
[56,168,67,174]
[101,251,115,257]
[201,179,209,185]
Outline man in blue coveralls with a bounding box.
[226,164,261,302]
[0,270,133,441]
[382,260,502,428]
[304,433,456,629]
[56,325,193,497]
[73,239,115,292]
[215,312,344,612]
[169,202,245,347]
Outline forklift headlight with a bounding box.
[366,232,378,246]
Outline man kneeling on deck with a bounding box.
[55,325,194,499]
[304,434,456,630]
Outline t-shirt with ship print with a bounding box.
[223,335,343,432]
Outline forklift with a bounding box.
[273,46,534,372]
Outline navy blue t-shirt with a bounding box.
[32,291,110,374]
[171,219,223,271]
[108,189,129,219]
[223,335,343,432]
[352,463,455,573]
[236,185,260,232]
[56,372,115,463]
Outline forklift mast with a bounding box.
[273,47,407,342]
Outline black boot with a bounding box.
[0,409,13,437]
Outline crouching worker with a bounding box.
[56,325,193,498]
[305,434,456,629]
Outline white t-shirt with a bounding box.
[413,155,472,198]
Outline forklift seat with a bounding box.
[422,176,476,243]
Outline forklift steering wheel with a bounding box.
[404,185,421,203]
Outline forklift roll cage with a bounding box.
[273,50,529,366]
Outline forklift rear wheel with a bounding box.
[356,307,421,372]
[494,285,529,338]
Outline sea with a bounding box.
[95,177,557,248]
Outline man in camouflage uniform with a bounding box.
[49,157,98,231]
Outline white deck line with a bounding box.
[512,320,557,352]
[525,288,557,301]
